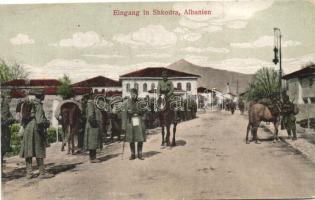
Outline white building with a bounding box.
[282,64,315,123]
[119,67,200,98]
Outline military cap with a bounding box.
[130,88,138,94]
[29,88,45,96]
[162,70,168,77]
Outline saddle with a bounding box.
[254,98,279,116]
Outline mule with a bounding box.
[157,95,178,147]
[246,101,280,144]
[57,101,81,154]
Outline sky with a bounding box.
[0,0,315,82]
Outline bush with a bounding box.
[9,124,22,156]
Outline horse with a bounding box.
[246,98,281,144]
[157,95,178,147]
[56,101,81,154]
[229,101,236,115]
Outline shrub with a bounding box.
[9,124,22,156]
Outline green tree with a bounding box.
[246,67,280,101]
[57,74,74,100]
[0,60,29,84]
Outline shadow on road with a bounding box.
[98,153,120,162]
[2,162,82,182]
[143,151,161,158]
[175,139,187,146]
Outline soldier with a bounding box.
[122,88,146,160]
[1,91,15,164]
[281,94,299,140]
[84,94,103,163]
[157,70,174,100]
[20,89,54,179]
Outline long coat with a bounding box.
[84,100,103,150]
[122,98,146,143]
[1,98,14,155]
[20,99,47,158]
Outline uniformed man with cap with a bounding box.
[281,93,299,140]
[121,88,146,160]
[157,70,174,100]
[1,90,15,164]
[84,94,103,163]
[20,89,54,179]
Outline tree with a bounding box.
[245,67,280,101]
[0,60,29,84]
[57,74,74,100]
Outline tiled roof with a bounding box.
[120,67,200,78]
[2,79,60,87]
[72,76,121,87]
[282,65,315,79]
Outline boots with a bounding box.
[25,158,33,179]
[287,129,292,139]
[37,158,54,179]
[129,143,136,160]
[89,150,100,163]
[292,129,297,140]
[137,142,144,160]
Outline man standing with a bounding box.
[20,89,54,179]
[122,88,146,160]
[1,91,15,164]
[281,94,299,140]
[84,94,103,163]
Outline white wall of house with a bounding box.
[121,78,198,98]
[92,86,122,93]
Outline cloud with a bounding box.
[230,35,302,48]
[136,53,171,58]
[51,31,113,48]
[113,25,177,48]
[23,59,168,82]
[181,46,229,54]
[174,1,274,31]
[83,54,124,59]
[173,27,202,42]
[10,34,34,45]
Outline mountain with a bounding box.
[167,59,253,94]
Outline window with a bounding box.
[126,83,130,92]
[151,83,155,90]
[177,82,182,90]
[143,83,147,92]
[101,89,105,93]
[303,97,309,104]
[134,83,139,90]
[310,97,315,104]
[94,89,98,93]
[186,82,191,91]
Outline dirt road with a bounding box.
[2,110,315,200]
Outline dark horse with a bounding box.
[246,98,281,144]
[157,95,178,147]
[56,101,81,154]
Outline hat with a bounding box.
[29,89,44,96]
[130,88,138,94]
[162,70,168,77]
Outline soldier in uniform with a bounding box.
[281,93,299,140]
[1,91,15,164]
[20,89,54,179]
[122,88,146,160]
[157,70,174,100]
[84,94,103,163]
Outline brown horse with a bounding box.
[246,100,280,144]
[157,95,178,147]
[57,101,81,154]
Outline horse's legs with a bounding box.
[251,124,260,144]
[166,124,171,146]
[71,126,75,154]
[67,126,71,154]
[246,123,251,144]
[161,125,165,146]
[172,123,177,146]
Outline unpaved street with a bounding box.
[2,110,315,200]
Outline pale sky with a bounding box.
[0,0,315,82]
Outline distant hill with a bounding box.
[167,59,253,94]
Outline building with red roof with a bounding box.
[119,67,200,98]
